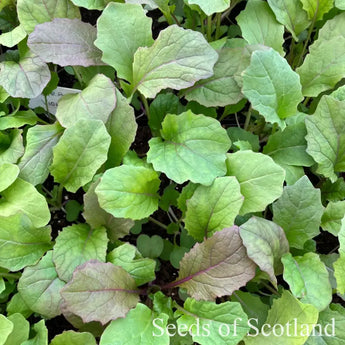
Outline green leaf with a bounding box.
[61,261,140,325]
[321,201,345,236]
[226,151,285,215]
[0,178,50,228]
[267,0,310,41]
[0,163,19,192]
[137,235,164,259]
[131,25,218,98]
[184,47,251,107]
[147,111,231,185]
[240,217,289,287]
[305,304,345,345]
[56,74,116,128]
[242,49,303,128]
[53,224,108,282]
[50,331,96,345]
[184,176,243,241]
[272,176,323,249]
[0,52,50,99]
[18,123,63,186]
[7,293,32,319]
[300,0,333,21]
[184,0,230,15]
[105,89,137,168]
[305,96,345,182]
[175,227,256,300]
[83,180,134,242]
[21,320,47,345]
[244,290,319,345]
[0,315,13,345]
[5,313,30,345]
[95,165,160,220]
[50,119,111,193]
[0,25,27,48]
[297,13,345,97]
[0,214,51,271]
[0,130,24,165]
[178,183,198,217]
[282,253,332,311]
[18,251,65,319]
[100,303,169,345]
[321,178,345,202]
[107,243,156,286]
[237,0,284,55]
[263,122,315,166]
[0,110,39,130]
[70,0,111,10]
[28,18,103,67]
[17,0,80,33]
[95,3,153,81]
[279,164,305,185]
[334,217,345,294]
[227,127,260,152]
[176,298,249,345]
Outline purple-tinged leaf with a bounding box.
[61,261,140,325]
[166,227,256,300]
[28,18,104,67]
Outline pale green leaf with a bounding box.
[18,123,63,186]
[61,261,140,325]
[83,180,134,242]
[244,290,319,345]
[6,293,32,319]
[263,122,315,166]
[175,227,256,300]
[305,96,345,182]
[21,320,47,345]
[0,52,50,99]
[5,313,30,345]
[273,176,324,249]
[131,25,218,98]
[334,217,345,294]
[28,19,103,67]
[95,165,160,220]
[0,25,27,48]
[176,298,249,345]
[300,0,333,21]
[0,163,19,192]
[100,303,169,345]
[240,217,289,287]
[267,0,310,41]
[321,201,345,236]
[226,150,285,215]
[184,176,243,241]
[297,13,345,97]
[107,243,156,286]
[237,0,284,55]
[95,3,153,81]
[0,214,51,271]
[184,47,251,107]
[50,331,96,345]
[105,88,137,168]
[185,0,230,15]
[147,111,231,185]
[53,224,108,282]
[242,49,303,128]
[50,119,111,193]
[56,74,116,128]
[0,110,39,131]
[18,251,65,319]
[336,0,345,9]
[71,0,111,10]
[305,304,345,345]
[0,315,13,345]
[17,0,80,33]
[0,129,24,165]
[279,163,305,185]
[0,178,50,228]
[282,253,332,311]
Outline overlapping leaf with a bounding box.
[0,163,19,192]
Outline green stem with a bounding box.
[206,15,213,41]
[56,184,64,209]
[271,123,278,134]
[215,13,222,40]
[171,13,181,26]
[0,272,21,280]
[261,281,280,296]
[201,16,206,35]
[73,67,84,87]
[243,106,252,130]
[149,217,168,230]
[139,93,150,119]
[162,11,174,25]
